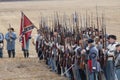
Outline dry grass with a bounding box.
[0,0,120,55]
[0,0,119,79]
[0,58,68,80]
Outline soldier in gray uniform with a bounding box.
[51,43,58,72]
[5,28,17,58]
[105,35,118,80]
[74,42,82,80]
[86,39,101,80]
[114,44,120,80]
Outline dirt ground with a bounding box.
[0,0,120,80]
[0,58,68,80]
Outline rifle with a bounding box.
[75,12,79,34]
[74,12,81,45]
[88,13,90,28]
[63,13,68,35]
[39,16,42,29]
[102,11,108,67]
[96,6,99,30]
[53,12,57,32]
[86,10,88,30]
[91,12,94,28]
[80,13,83,31]
[95,12,106,80]
[56,11,61,33]
[56,12,60,27]
[83,11,88,36]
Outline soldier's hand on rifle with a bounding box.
[81,49,86,54]
[102,48,107,54]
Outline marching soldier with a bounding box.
[50,43,58,72]
[35,31,44,60]
[114,44,120,80]
[74,38,84,80]
[115,44,120,80]
[57,42,65,75]
[105,35,118,80]
[86,39,101,80]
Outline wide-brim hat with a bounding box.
[88,39,94,43]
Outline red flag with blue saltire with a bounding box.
[20,12,34,50]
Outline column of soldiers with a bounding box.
[0,12,120,80]
[34,12,120,80]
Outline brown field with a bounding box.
[0,0,120,80]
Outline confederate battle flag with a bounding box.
[19,12,34,50]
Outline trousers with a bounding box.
[8,49,15,58]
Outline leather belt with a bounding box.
[107,56,114,61]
